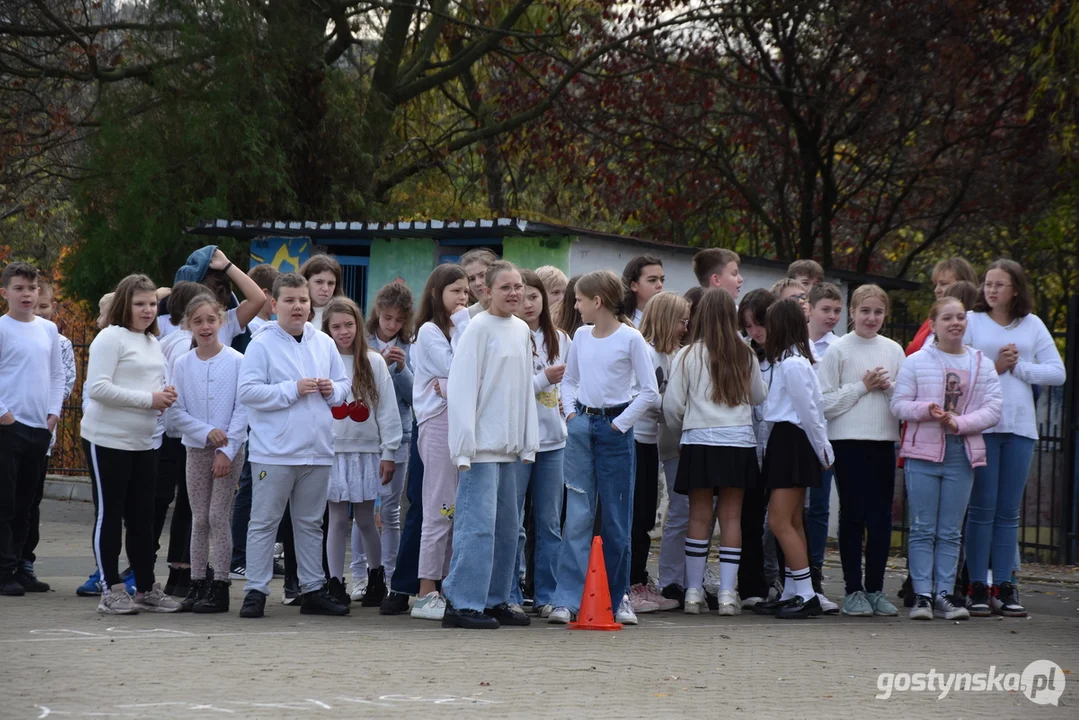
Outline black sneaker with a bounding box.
[379,592,411,616]
[179,579,208,612]
[361,567,387,608]
[661,583,686,609]
[15,568,50,592]
[327,577,351,607]
[899,574,915,608]
[967,582,991,617]
[775,595,822,619]
[0,574,26,596]
[193,580,231,614]
[991,582,1026,618]
[484,603,531,626]
[281,576,301,606]
[442,599,499,629]
[705,590,719,611]
[163,567,182,596]
[239,590,266,618]
[300,586,349,616]
[229,565,247,581]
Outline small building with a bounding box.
[187,218,916,325]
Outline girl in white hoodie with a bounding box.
[441,260,539,629]
[322,298,403,609]
[509,269,572,616]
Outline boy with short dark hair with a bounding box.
[788,259,825,292]
[691,248,743,298]
[237,272,350,618]
[808,283,843,359]
[0,262,65,596]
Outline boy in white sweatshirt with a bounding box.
[236,273,349,618]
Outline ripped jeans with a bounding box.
[551,412,636,612]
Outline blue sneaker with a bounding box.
[121,567,137,595]
[76,569,102,597]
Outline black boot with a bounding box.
[361,567,387,607]
[163,567,183,596]
[328,577,351,607]
[300,585,349,616]
[194,580,231,614]
[810,565,824,595]
[179,578,208,612]
[899,574,915,608]
[379,592,411,615]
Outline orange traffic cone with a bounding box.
[568,536,623,631]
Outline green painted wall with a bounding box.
[502,235,572,273]
[366,238,435,309]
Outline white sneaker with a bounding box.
[684,587,705,615]
[98,583,139,615]
[548,606,575,624]
[817,592,840,615]
[615,594,639,625]
[349,579,368,602]
[934,592,970,620]
[715,589,741,616]
[535,604,554,618]
[133,583,181,613]
[629,583,660,613]
[273,542,284,558]
[910,594,934,620]
[409,591,446,621]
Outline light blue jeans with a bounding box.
[442,461,519,612]
[965,432,1036,584]
[552,412,635,613]
[905,435,975,597]
[510,449,565,607]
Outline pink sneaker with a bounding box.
[629,583,661,613]
[643,582,680,611]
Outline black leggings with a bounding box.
[154,436,191,566]
[85,440,158,592]
[832,440,896,595]
[630,441,660,586]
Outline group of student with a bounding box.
[0,242,1064,626]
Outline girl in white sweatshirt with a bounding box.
[322,298,403,609]
[665,288,768,616]
[509,269,572,616]
[441,261,539,629]
[409,264,471,621]
[81,274,180,615]
[549,270,660,627]
[629,291,688,614]
[169,293,247,613]
[962,259,1065,617]
[818,284,905,618]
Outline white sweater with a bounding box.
[663,342,768,438]
[964,311,1066,439]
[818,332,905,442]
[530,327,572,452]
[81,326,165,451]
[447,312,539,469]
[0,315,65,429]
[411,308,471,424]
[332,351,403,460]
[633,344,672,444]
[170,346,248,461]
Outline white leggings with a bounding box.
[328,500,380,582]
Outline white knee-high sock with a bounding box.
[718,546,741,594]
[683,538,709,592]
[780,567,794,600]
[791,567,814,602]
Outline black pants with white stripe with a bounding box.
[84,440,158,593]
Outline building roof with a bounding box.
[186,217,918,290]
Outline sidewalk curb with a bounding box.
[44,474,93,504]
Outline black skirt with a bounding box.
[674,444,759,494]
[760,422,823,490]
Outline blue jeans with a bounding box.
[230,446,252,568]
[806,469,833,567]
[552,413,635,612]
[906,436,975,597]
[442,462,519,612]
[965,432,1035,584]
[390,421,423,596]
[510,449,565,607]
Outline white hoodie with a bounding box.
[332,351,403,461]
[529,327,572,452]
[238,321,349,466]
[447,312,540,469]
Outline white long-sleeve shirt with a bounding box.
[964,311,1066,438]
[170,346,248,461]
[561,323,660,433]
[411,308,470,424]
[0,314,65,429]
[447,312,539,469]
[763,350,834,467]
[818,332,905,441]
[529,327,572,452]
[80,326,165,451]
[332,351,403,461]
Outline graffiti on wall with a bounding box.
[250,237,311,273]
